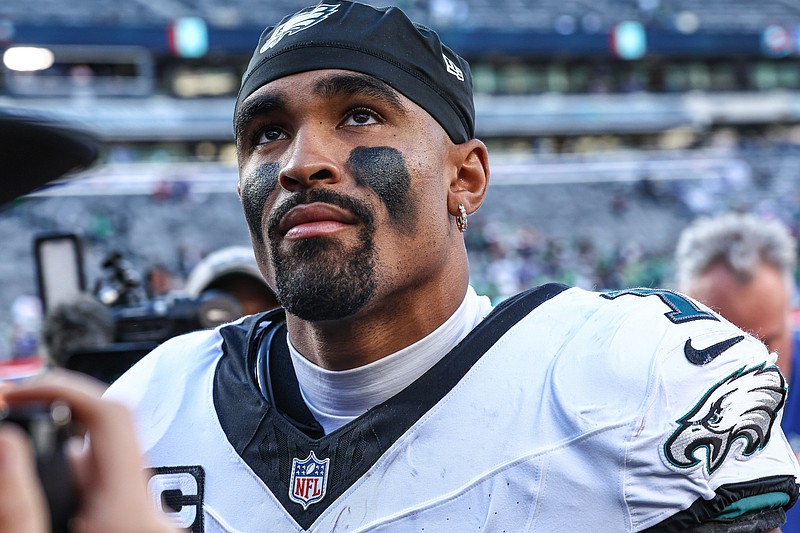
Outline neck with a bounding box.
[285,273,469,371]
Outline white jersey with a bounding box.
[106,284,800,532]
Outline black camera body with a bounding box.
[99,248,246,342]
[35,235,245,384]
[110,290,242,344]
[64,290,243,384]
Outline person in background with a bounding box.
[145,264,174,299]
[675,212,800,532]
[105,2,800,532]
[675,213,796,378]
[184,245,280,316]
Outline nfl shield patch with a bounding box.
[289,451,330,509]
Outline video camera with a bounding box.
[35,232,245,383]
[95,249,244,343]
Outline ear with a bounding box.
[447,139,489,217]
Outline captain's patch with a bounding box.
[147,465,205,533]
[289,451,330,509]
[663,364,785,475]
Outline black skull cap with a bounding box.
[236,1,475,144]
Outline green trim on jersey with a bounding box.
[714,491,791,519]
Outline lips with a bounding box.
[278,202,358,239]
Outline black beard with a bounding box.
[267,189,378,321]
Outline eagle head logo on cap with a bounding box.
[260,4,340,53]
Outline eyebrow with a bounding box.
[234,93,287,142]
[313,73,407,115]
[233,73,408,142]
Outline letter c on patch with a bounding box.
[147,466,205,532]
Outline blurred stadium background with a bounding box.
[1,0,800,359]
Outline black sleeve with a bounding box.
[644,475,799,532]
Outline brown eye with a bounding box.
[342,108,380,127]
[257,127,287,144]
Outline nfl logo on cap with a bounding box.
[289,451,330,509]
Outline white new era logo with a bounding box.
[442,53,464,81]
[260,4,340,53]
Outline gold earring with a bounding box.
[456,204,468,232]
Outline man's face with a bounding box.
[234,69,456,322]
[687,261,794,374]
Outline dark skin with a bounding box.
[235,69,489,370]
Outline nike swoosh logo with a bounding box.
[684,335,745,366]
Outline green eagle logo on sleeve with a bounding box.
[664,364,786,475]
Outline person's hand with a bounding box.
[0,369,182,533]
[0,422,50,532]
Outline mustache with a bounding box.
[266,188,375,239]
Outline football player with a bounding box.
[106,2,800,531]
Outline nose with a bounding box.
[279,127,342,192]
